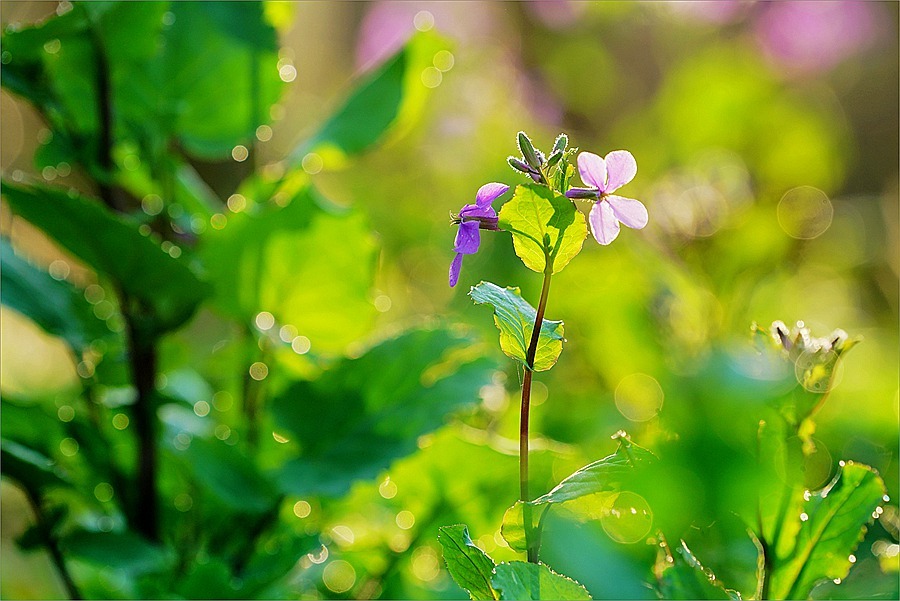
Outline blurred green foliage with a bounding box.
[1,1,897,600]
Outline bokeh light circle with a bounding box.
[615,373,664,421]
[323,560,356,594]
[600,492,653,544]
[777,186,833,239]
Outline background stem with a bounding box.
[520,267,553,563]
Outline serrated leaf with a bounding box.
[469,281,564,372]
[769,462,886,600]
[531,436,656,505]
[655,539,740,600]
[1,182,209,335]
[498,184,587,274]
[438,525,498,601]
[1,237,111,352]
[491,561,592,600]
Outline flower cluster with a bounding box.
[448,132,650,286]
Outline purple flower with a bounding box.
[566,150,648,245]
[449,182,509,287]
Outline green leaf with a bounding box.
[62,530,169,575]
[1,181,209,335]
[298,31,449,166]
[437,525,499,601]
[0,438,69,494]
[498,184,587,274]
[769,462,887,600]
[655,539,740,600]
[531,435,657,505]
[1,237,110,352]
[469,281,564,372]
[491,561,592,600]
[272,328,497,496]
[500,501,544,553]
[200,183,378,353]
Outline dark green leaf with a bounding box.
[491,561,592,600]
[655,539,740,600]
[0,438,69,494]
[470,281,564,372]
[1,237,111,352]
[438,524,499,601]
[498,184,587,274]
[62,530,169,575]
[769,462,886,599]
[272,328,496,496]
[1,181,209,335]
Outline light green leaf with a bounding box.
[492,561,592,600]
[1,181,209,335]
[500,502,543,553]
[1,238,111,352]
[531,436,657,505]
[437,525,499,601]
[469,281,564,372]
[200,183,378,353]
[769,462,886,600]
[298,30,449,167]
[498,184,587,274]
[272,329,496,497]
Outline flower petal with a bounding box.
[603,150,637,192]
[577,152,607,191]
[589,200,620,245]
[449,253,463,287]
[453,221,481,254]
[475,182,510,207]
[459,203,496,219]
[606,195,648,229]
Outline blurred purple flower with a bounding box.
[449,183,509,287]
[526,0,587,30]
[566,150,648,245]
[755,1,879,75]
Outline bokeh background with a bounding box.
[1,2,898,599]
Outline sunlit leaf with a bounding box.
[491,561,592,600]
[438,524,499,601]
[769,462,886,600]
[655,539,740,600]
[1,238,110,352]
[272,328,496,496]
[1,181,209,335]
[500,501,543,553]
[470,281,564,372]
[498,184,587,274]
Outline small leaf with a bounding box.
[498,184,587,274]
[531,435,656,505]
[1,181,209,335]
[655,539,740,600]
[469,281,564,372]
[500,502,543,553]
[438,525,498,601]
[1,237,110,352]
[0,438,69,494]
[769,462,887,600]
[491,561,592,600]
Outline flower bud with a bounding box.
[517,131,542,170]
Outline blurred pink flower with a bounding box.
[525,0,587,30]
[755,1,880,75]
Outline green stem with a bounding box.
[520,266,553,564]
[24,490,82,600]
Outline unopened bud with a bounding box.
[517,131,542,170]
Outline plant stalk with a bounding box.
[520,266,553,563]
[24,490,82,600]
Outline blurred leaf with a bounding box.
[491,561,592,600]
[0,400,66,458]
[62,530,169,575]
[531,436,656,505]
[299,31,449,166]
[1,181,209,335]
[201,183,377,353]
[168,437,276,514]
[437,524,499,601]
[0,438,69,494]
[272,328,496,496]
[498,184,587,275]
[1,237,110,352]
[500,502,542,553]
[470,281,564,372]
[174,556,241,600]
[769,462,886,599]
[655,539,739,600]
